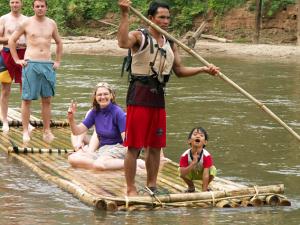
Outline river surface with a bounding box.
[0,54,299,225]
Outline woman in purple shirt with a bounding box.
[67,82,145,170]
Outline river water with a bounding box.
[0,54,299,225]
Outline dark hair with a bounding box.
[147,1,170,17]
[188,127,208,141]
[32,0,47,7]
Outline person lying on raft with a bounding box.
[67,82,145,170]
[179,127,217,192]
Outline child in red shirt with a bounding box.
[179,127,217,192]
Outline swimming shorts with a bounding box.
[22,60,56,100]
[1,47,25,83]
[185,165,217,181]
[83,143,127,160]
[124,105,166,149]
[0,54,11,83]
[96,143,126,159]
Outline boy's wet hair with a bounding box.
[147,1,170,17]
[188,127,208,141]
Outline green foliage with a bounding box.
[263,0,295,17]
[170,0,207,32]
[208,0,246,14]
[0,0,297,35]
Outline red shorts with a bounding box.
[1,48,25,83]
[124,105,166,149]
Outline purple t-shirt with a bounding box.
[82,103,126,147]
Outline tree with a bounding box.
[254,0,263,43]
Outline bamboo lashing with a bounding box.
[128,6,300,142]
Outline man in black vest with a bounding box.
[118,0,219,196]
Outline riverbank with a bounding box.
[56,37,300,62]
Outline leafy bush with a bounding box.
[0,0,296,35]
[263,0,295,17]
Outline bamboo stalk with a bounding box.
[279,198,291,206]
[126,184,284,203]
[8,146,75,154]
[26,153,118,202]
[11,126,73,150]
[0,120,69,127]
[128,6,300,142]
[7,150,102,208]
[265,194,280,206]
[45,154,126,197]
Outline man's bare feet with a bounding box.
[23,132,31,143]
[28,124,35,136]
[127,186,138,196]
[43,131,55,143]
[2,122,9,133]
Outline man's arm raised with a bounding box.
[117,0,141,50]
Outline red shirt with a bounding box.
[179,148,213,169]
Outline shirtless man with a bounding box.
[8,0,63,143]
[0,0,27,133]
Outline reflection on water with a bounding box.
[1,54,299,224]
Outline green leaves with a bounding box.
[264,0,295,17]
[0,0,296,35]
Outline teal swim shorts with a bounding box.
[22,60,56,100]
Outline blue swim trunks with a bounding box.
[22,60,56,100]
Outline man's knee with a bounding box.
[180,174,187,179]
[93,160,106,170]
[1,84,11,97]
[41,97,51,104]
[127,147,141,159]
[22,100,31,106]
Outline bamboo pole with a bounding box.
[0,120,69,127]
[8,146,75,154]
[126,184,285,204]
[265,194,280,206]
[128,6,300,142]
[6,150,102,207]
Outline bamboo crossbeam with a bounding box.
[125,184,284,204]
[8,146,75,154]
[0,120,69,127]
[128,6,300,142]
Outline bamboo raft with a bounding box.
[0,109,291,211]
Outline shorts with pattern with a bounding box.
[0,53,11,83]
[22,60,56,100]
[87,143,127,160]
[1,47,25,83]
[184,166,217,181]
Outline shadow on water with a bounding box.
[1,54,299,224]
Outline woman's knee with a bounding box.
[93,160,106,170]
